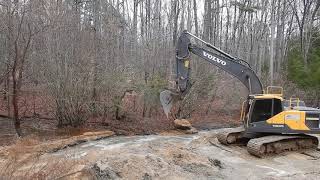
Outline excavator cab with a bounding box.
[249,98,282,123]
[241,86,320,136]
[242,86,284,132]
[244,95,283,132]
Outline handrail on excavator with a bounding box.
[266,86,283,96]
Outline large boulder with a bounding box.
[174,119,192,130]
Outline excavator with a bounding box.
[160,30,320,157]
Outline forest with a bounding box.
[0,0,320,137]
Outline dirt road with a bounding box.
[2,128,316,179]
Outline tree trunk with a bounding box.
[11,45,22,136]
[187,0,192,32]
[193,0,199,36]
[132,0,138,44]
[225,2,230,51]
[172,0,179,45]
[204,0,212,41]
[179,0,185,32]
[92,0,101,112]
[270,0,276,85]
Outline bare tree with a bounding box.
[0,0,318,135]
[270,0,276,85]
[291,0,320,65]
[172,0,180,45]
[193,0,199,36]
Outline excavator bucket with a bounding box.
[160,90,175,118]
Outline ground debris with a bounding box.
[142,173,152,180]
[208,158,224,169]
[301,150,320,159]
[93,160,121,180]
[185,127,199,134]
[55,168,95,180]
[208,138,233,153]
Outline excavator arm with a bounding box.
[160,30,263,117]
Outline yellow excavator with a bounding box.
[160,31,320,157]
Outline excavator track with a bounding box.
[217,127,248,145]
[247,135,319,158]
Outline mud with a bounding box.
[1,129,320,179]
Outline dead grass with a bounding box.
[0,151,88,179]
[0,130,114,179]
[1,130,114,157]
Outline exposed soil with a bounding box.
[1,129,320,179]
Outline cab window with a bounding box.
[250,98,282,123]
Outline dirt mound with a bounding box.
[0,130,114,160]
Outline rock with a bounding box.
[142,173,152,180]
[92,161,121,180]
[185,127,198,134]
[82,131,114,137]
[174,119,192,130]
[208,158,224,169]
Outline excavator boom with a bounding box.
[160,30,263,118]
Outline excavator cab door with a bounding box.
[246,98,283,129]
